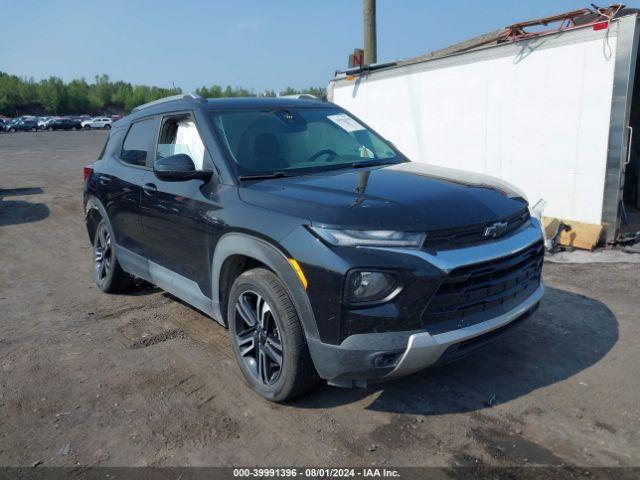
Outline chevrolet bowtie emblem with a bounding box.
[484,221,509,238]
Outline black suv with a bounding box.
[6,119,39,132]
[84,94,544,401]
[47,118,82,131]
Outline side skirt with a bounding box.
[115,245,223,325]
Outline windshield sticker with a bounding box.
[327,114,365,132]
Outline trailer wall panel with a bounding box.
[332,32,618,225]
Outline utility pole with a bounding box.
[363,0,377,65]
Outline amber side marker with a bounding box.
[288,258,308,290]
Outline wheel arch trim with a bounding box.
[84,195,111,240]
[211,232,320,340]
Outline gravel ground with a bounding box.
[0,130,639,468]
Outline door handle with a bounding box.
[142,183,157,195]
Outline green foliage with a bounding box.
[0,71,327,116]
[0,72,181,116]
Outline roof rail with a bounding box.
[131,93,205,112]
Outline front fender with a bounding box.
[211,232,319,340]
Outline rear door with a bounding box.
[139,111,222,291]
[102,117,158,256]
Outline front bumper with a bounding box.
[307,284,543,386]
[385,283,543,379]
[304,219,546,386]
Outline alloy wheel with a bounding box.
[234,291,284,385]
[94,223,112,282]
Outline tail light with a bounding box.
[83,165,94,182]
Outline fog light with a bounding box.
[345,270,397,304]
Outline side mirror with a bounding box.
[153,153,213,182]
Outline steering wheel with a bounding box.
[308,149,338,162]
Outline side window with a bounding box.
[121,118,154,167]
[156,114,206,170]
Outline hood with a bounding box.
[238,162,528,231]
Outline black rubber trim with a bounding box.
[211,232,320,340]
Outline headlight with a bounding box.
[345,270,398,304]
[309,226,425,248]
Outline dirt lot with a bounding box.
[1,131,639,468]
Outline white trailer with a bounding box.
[329,7,640,243]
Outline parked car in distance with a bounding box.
[47,118,82,131]
[82,117,113,129]
[38,117,50,129]
[84,94,544,401]
[42,117,60,129]
[3,117,32,132]
[3,119,16,132]
[7,119,39,132]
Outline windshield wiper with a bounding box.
[326,160,397,172]
[238,172,289,181]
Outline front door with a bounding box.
[140,112,223,293]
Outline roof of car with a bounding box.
[204,97,327,109]
[119,95,330,127]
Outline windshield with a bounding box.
[209,107,402,177]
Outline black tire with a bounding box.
[92,219,132,293]
[71,126,77,131]
[105,124,111,129]
[9,128,15,133]
[48,127,53,131]
[227,268,318,401]
[84,125,91,130]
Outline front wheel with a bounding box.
[228,268,318,402]
[71,126,77,131]
[104,124,111,129]
[84,125,91,130]
[48,127,53,131]
[93,219,132,293]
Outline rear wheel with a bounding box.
[84,125,91,130]
[71,126,77,131]
[104,124,111,129]
[93,219,132,293]
[228,268,318,401]
[48,127,53,131]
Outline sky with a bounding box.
[1,0,614,92]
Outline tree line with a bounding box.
[0,72,327,117]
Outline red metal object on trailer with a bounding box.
[498,4,624,43]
